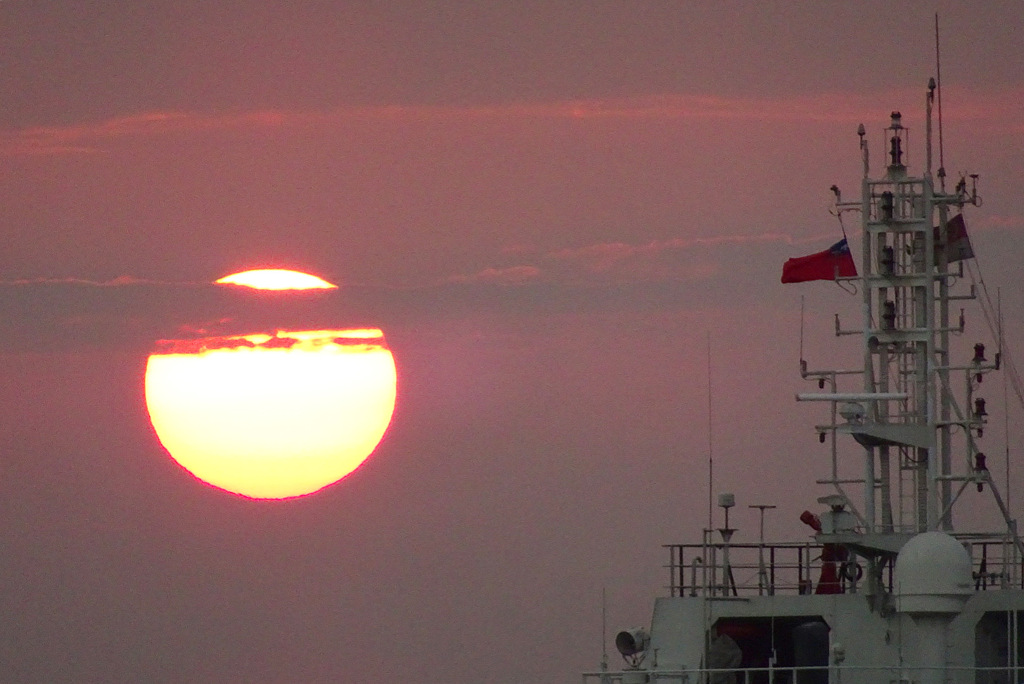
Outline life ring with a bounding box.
[841,561,863,582]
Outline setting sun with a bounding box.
[145,268,395,499]
[145,329,397,499]
[215,268,337,290]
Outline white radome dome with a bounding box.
[894,531,973,613]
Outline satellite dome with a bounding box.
[894,531,973,613]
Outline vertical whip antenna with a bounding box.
[600,587,608,671]
[935,13,946,191]
[707,331,714,533]
[799,295,806,362]
[1000,290,1010,513]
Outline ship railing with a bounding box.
[960,534,1024,590]
[581,669,686,683]
[581,666,834,684]
[664,541,866,598]
[665,537,1024,597]
[583,663,1024,683]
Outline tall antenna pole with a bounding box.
[600,587,608,672]
[799,295,805,362]
[707,331,714,533]
[935,13,946,191]
[1000,290,1010,513]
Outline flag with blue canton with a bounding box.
[781,238,858,283]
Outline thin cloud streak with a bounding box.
[3,275,209,287]
[447,265,541,285]
[981,214,1024,231]
[4,85,1021,156]
[450,231,837,284]
[0,230,800,352]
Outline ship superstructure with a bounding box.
[584,80,1024,684]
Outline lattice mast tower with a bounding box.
[829,79,992,538]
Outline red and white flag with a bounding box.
[781,238,858,284]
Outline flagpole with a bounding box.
[799,295,805,363]
[935,13,946,191]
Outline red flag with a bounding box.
[781,238,858,284]
[934,213,974,263]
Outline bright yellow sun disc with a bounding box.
[145,329,397,499]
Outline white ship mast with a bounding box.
[798,82,1022,584]
[584,78,1024,684]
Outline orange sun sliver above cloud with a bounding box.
[215,269,337,290]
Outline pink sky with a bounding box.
[1,3,1023,682]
